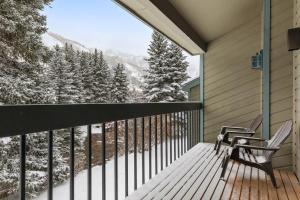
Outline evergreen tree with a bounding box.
[143,31,169,102]
[144,31,189,102]
[0,0,52,63]
[80,51,94,103]
[0,0,53,104]
[91,50,111,103]
[164,43,189,101]
[111,64,129,103]
[48,45,75,104]
[64,44,84,103]
[0,133,68,198]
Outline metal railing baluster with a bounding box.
[173,113,176,161]
[70,128,75,200]
[182,111,186,153]
[195,110,197,144]
[181,112,183,156]
[48,130,53,200]
[114,121,118,200]
[165,114,168,167]
[134,118,137,190]
[197,109,199,144]
[102,123,106,200]
[160,114,163,171]
[169,113,172,164]
[155,116,158,175]
[193,110,196,147]
[20,134,26,200]
[187,111,190,150]
[149,116,152,179]
[177,113,180,158]
[87,125,92,200]
[142,117,145,184]
[125,120,129,197]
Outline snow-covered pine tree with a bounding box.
[80,51,95,103]
[143,31,170,102]
[0,133,68,198]
[48,45,75,104]
[164,43,189,101]
[111,64,129,103]
[64,44,84,103]
[0,0,52,63]
[144,31,189,102]
[0,0,53,104]
[91,50,111,103]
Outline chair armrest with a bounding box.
[234,144,280,151]
[220,126,248,135]
[221,126,248,130]
[225,130,255,136]
[230,136,265,146]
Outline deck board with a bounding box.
[126,143,300,200]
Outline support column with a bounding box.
[262,0,270,140]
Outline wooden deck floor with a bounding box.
[126,143,300,200]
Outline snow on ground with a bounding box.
[35,140,182,200]
[0,137,11,144]
[78,125,102,137]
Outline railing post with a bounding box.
[133,119,137,190]
[87,125,92,200]
[102,123,106,200]
[125,120,129,197]
[114,122,118,200]
[70,128,75,200]
[48,130,53,200]
[200,54,205,142]
[20,134,26,200]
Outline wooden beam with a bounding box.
[150,0,207,52]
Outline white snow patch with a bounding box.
[35,141,180,200]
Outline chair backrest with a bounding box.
[249,114,263,131]
[263,120,293,160]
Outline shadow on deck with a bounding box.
[126,143,300,200]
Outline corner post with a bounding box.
[200,54,204,142]
[262,0,271,140]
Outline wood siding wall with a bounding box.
[203,16,262,143]
[203,0,294,169]
[270,0,293,169]
[294,0,300,177]
[190,85,200,101]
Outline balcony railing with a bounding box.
[0,102,201,200]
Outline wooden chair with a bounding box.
[214,114,262,154]
[220,120,292,187]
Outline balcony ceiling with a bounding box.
[170,0,262,42]
[114,0,262,55]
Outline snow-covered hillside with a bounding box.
[42,32,147,91]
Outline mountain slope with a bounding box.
[42,32,147,90]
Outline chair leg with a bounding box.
[220,156,230,179]
[216,140,222,155]
[269,170,277,188]
[245,148,252,154]
[214,139,218,150]
[221,155,226,168]
[264,163,277,188]
[221,149,229,168]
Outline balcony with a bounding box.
[0,103,202,199]
[1,103,299,200]
[126,143,300,200]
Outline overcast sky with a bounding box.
[43,0,199,79]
